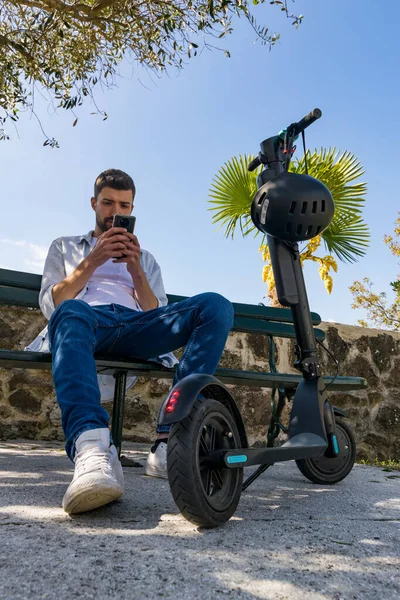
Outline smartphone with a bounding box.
[112,214,136,234]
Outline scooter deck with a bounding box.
[204,433,327,469]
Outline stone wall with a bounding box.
[1,305,399,461]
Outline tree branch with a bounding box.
[0,31,33,60]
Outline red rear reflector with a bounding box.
[164,390,180,414]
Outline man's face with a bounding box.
[91,187,134,233]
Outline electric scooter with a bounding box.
[157,109,356,528]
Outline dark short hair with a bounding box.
[94,169,136,200]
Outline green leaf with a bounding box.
[291,149,367,215]
[331,540,354,546]
[322,213,370,263]
[0,0,304,146]
[209,154,261,239]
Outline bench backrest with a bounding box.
[0,268,325,341]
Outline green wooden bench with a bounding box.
[0,267,367,458]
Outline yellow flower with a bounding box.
[260,237,337,296]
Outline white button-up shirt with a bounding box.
[25,230,178,400]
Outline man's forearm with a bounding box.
[52,256,97,307]
[130,269,159,311]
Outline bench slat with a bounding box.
[0,268,42,290]
[233,302,321,325]
[0,269,322,326]
[0,270,325,340]
[0,286,40,307]
[234,316,325,341]
[0,350,367,392]
[167,293,321,326]
[0,289,325,339]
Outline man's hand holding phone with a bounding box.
[110,214,141,275]
[88,214,140,272]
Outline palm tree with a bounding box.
[208,149,369,304]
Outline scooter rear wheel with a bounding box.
[296,418,356,484]
[167,397,243,528]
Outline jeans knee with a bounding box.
[49,299,95,334]
[200,292,234,328]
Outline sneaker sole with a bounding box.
[143,468,168,480]
[63,484,123,514]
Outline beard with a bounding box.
[96,214,113,233]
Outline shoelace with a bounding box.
[74,446,111,477]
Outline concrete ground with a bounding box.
[0,440,399,600]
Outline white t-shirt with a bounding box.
[84,237,140,310]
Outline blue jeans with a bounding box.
[48,293,234,459]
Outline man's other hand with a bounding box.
[88,227,136,268]
[112,231,141,276]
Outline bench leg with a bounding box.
[111,371,128,458]
[111,371,142,467]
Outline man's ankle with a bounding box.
[151,437,167,452]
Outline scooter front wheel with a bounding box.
[296,418,356,484]
[167,396,243,528]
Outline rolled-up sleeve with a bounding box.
[147,256,168,307]
[39,238,66,320]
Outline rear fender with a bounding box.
[157,373,248,448]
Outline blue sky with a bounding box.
[1,0,399,325]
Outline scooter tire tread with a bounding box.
[167,397,243,528]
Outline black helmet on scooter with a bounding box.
[251,171,334,242]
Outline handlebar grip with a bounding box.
[293,108,322,136]
[248,156,261,172]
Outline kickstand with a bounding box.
[242,463,272,491]
[120,454,143,467]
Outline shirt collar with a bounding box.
[78,230,95,244]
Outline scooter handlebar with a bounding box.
[247,109,322,171]
[293,108,322,136]
[248,155,262,172]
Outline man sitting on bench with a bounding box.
[26,168,234,515]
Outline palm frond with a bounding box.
[209,147,370,263]
[208,154,260,238]
[290,149,367,214]
[322,213,370,262]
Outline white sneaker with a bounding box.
[62,428,124,514]
[144,441,168,479]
